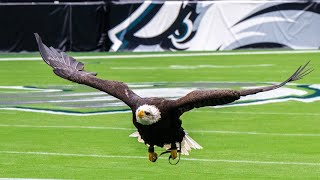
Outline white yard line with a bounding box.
[0,50,319,61]
[111,64,273,70]
[0,124,319,137]
[0,150,319,166]
[0,124,135,131]
[0,86,61,93]
[195,110,320,116]
[188,130,320,137]
[0,108,131,116]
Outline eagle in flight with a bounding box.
[34,33,312,164]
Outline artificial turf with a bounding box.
[0,50,319,179]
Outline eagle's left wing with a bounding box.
[34,33,141,108]
[174,62,312,116]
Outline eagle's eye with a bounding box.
[145,111,151,116]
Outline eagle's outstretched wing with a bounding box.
[174,62,312,116]
[34,33,141,107]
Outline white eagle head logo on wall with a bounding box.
[108,1,320,52]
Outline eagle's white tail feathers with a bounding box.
[180,134,203,155]
[129,131,144,143]
[129,131,202,155]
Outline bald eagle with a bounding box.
[34,33,312,164]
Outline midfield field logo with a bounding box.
[0,82,319,116]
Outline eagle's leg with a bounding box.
[170,143,178,160]
[148,145,158,162]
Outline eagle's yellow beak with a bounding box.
[137,110,145,118]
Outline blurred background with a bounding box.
[0,0,319,52]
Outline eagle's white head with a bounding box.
[135,104,161,125]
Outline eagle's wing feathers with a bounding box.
[175,62,312,115]
[238,61,312,96]
[174,89,240,115]
[35,33,140,107]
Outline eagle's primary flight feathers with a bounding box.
[34,33,312,164]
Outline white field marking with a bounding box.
[0,124,135,131]
[0,86,61,93]
[213,97,320,109]
[0,108,131,116]
[0,50,319,61]
[45,92,105,97]
[194,110,320,116]
[111,64,273,70]
[188,130,320,137]
[44,96,116,103]
[0,124,319,137]
[1,151,319,166]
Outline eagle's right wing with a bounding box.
[174,62,312,116]
[34,33,141,107]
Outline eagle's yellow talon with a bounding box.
[170,149,177,160]
[148,152,158,162]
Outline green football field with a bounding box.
[0,50,319,179]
